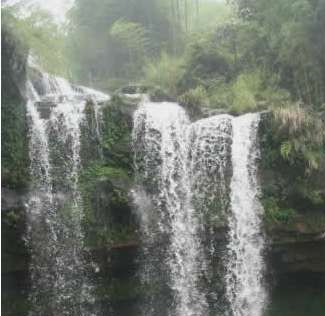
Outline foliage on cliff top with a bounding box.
[260,108,325,220]
[143,52,185,97]
[273,105,325,174]
[2,5,68,76]
[142,0,325,113]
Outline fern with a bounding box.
[273,104,325,173]
[280,141,292,160]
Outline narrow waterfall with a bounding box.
[188,115,233,313]
[188,115,232,252]
[133,101,267,316]
[133,101,208,316]
[26,71,109,315]
[226,113,267,316]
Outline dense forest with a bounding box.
[3,0,325,233]
[3,0,325,107]
[2,1,325,316]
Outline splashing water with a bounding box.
[133,101,267,316]
[226,113,267,316]
[188,115,233,311]
[133,101,209,316]
[188,115,232,253]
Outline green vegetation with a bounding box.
[143,52,185,96]
[79,97,137,249]
[142,0,324,114]
[4,0,325,111]
[274,105,325,173]
[263,197,297,224]
[66,0,178,87]
[2,5,69,76]
[260,108,325,227]
[2,1,325,310]
[2,0,324,233]
[1,24,29,189]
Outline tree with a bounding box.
[229,0,325,107]
[66,0,175,86]
[2,5,69,76]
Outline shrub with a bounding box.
[230,72,260,112]
[208,70,289,113]
[263,197,296,224]
[179,86,210,107]
[178,86,209,118]
[273,104,325,173]
[143,52,185,96]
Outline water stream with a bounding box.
[226,114,267,316]
[133,101,267,316]
[26,78,266,316]
[26,71,109,316]
[133,101,208,316]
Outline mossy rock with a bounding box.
[1,25,29,190]
[79,96,138,251]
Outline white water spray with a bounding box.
[133,101,267,316]
[26,70,109,315]
[133,101,209,316]
[226,113,267,316]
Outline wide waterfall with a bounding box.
[25,70,109,315]
[133,101,267,316]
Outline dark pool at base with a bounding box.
[2,269,325,316]
[266,272,325,316]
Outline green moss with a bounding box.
[263,197,297,224]
[1,96,29,188]
[2,296,30,316]
[1,26,29,189]
[2,208,29,274]
[81,163,130,183]
[260,111,325,233]
[80,160,136,249]
[101,96,134,170]
[302,211,325,233]
[79,98,137,250]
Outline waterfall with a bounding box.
[188,115,233,312]
[226,113,267,316]
[188,115,232,253]
[25,70,109,315]
[133,101,267,316]
[133,101,208,316]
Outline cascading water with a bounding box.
[188,115,233,312]
[226,113,267,316]
[133,101,209,316]
[133,101,267,316]
[26,70,109,315]
[188,115,232,252]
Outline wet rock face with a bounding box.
[266,217,325,275]
[2,25,29,189]
[270,240,325,274]
[1,188,27,212]
[2,26,28,100]
[35,100,57,119]
[27,66,46,96]
[258,112,325,278]
[1,26,30,316]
